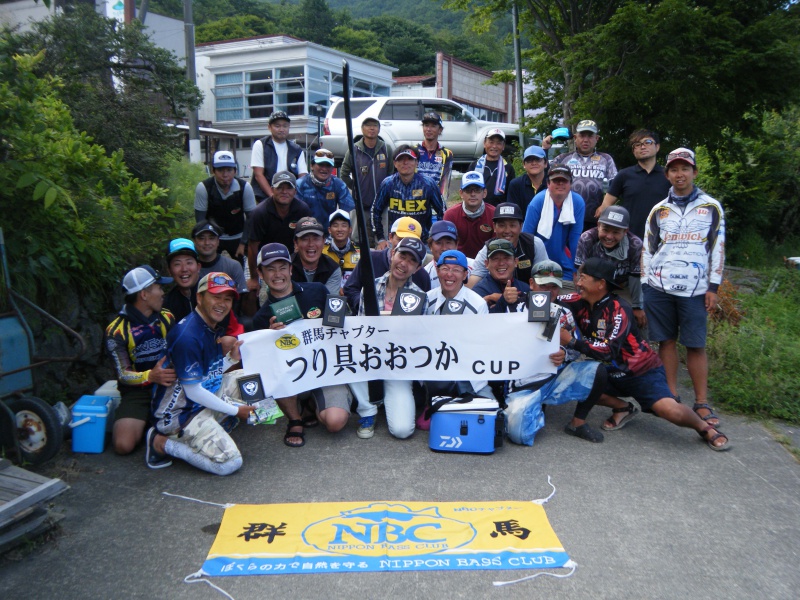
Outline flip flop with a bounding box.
[283,419,305,448]
[602,402,639,431]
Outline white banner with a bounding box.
[239,313,559,398]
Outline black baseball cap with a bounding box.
[422,112,443,127]
[581,257,620,290]
[493,203,525,222]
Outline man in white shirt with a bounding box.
[250,111,308,200]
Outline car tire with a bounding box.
[7,396,63,465]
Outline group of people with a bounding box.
[104,112,729,476]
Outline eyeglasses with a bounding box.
[314,149,334,158]
[631,139,656,149]
[209,275,236,288]
[437,265,465,274]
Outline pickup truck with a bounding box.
[320,97,523,168]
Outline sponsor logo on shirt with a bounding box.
[307,308,322,318]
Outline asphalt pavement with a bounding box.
[3,381,799,600]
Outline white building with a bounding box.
[195,35,397,175]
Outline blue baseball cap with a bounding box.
[429,220,458,241]
[437,250,468,269]
[460,171,486,190]
[166,238,198,262]
[523,146,547,160]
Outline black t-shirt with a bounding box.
[607,163,671,239]
[247,197,313,250]
[252,281,329,330]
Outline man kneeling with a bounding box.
[147,273,255,474]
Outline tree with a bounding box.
[330,26,388,64]
[196,14,277,43]
[14,5,202,185]
[356,16,437,76]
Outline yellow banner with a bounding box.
[203,501,569,576]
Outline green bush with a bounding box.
[708,268,800,423]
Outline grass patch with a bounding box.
[762,422,800,463]
[707,268,800,423]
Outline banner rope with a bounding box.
[532,475,556,504]
[492,559,577,586]
[162,491,235,509]
[184,570,235,600]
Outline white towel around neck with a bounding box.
[536,191,576,239]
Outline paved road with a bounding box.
[3,394,799,600]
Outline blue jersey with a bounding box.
[371,172,444,241]
[152,311,225,434]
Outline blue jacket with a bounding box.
[295,175,355,229]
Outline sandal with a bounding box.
[693,402,720,427]
[564,423,604,443]
[300,398,319,428]
[700,425,730,452]
[602,402,639,431]
[283,419,305,448]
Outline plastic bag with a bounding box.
[504,389,545,446]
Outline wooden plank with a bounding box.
[0,464,51,486]
[0,479,68,529]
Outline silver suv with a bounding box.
[321,97,523,167]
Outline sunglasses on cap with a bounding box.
[487,239,514,252]
[314,149,334,158]
[209,275,236,288]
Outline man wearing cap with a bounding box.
[522,165,585,291]
[595,129,670,240]
[504,259,607,444]
[552,119,617,231]
[251,110,307,200]
[507,145,549,214]
[343,216,432,313]
[340,117,393,248]
[323,209,360,290]
[192,220,248,299]
[468,202,548,289]
[291,216,342,297]
[574,205,646,329]
[472,239,531,313]
[246,171,312,295]
[349,237,428,439]
[148,273,256,473]
[371,145,444,248]
[468,129,516,207]
[642,147,726,429]
[194,150,256,259]
[162,238,244,337]
[295,149,355,230]
[105,266,176,455]
[557,257,729,451]
[252,244,352,447]
[443,170,496,259]
[424,220,474,288]
[416,112,454,198]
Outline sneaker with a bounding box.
[564,423,604,443]
[356,416,376,439]
[145,427,172,469]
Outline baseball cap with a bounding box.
[192,220,222,238]
[212,151,237,169]
[329,208,351,224]
[166,238,198,262]
[485,128,506,140]
[197,272,239,297]
[312,148,335,166]
[272,171,297,188]
[268,110,290,125]
[294,216,325,238]
[460,171,486,190]
[523,145,547,160]
[421,112,443,127]
[122,265,172,295]
[390,216,422,239]
[581,257,620,290]
[548,165,572,181]
[598,205,630,229]
[429,220,458,241]
[493,203,524,222]
[257,243,291,267]
[362,116,380,127]
[437,249,468,269]
[395,237,426,265]
[486,238,515,258]
[665,147,696,169]
[576,119,598,134]
[393,146,418,161]
[532,260,564,287]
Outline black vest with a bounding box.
[202,176,247,236]
[255,136,304,198]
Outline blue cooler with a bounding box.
[428,396,505,454]
[71,395,111,453]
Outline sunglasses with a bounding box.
[668,151,694,161]
[209,275,236,288]
[314,149,334,158]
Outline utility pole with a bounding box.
[512,2,525,149]
[183,0,201,163]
